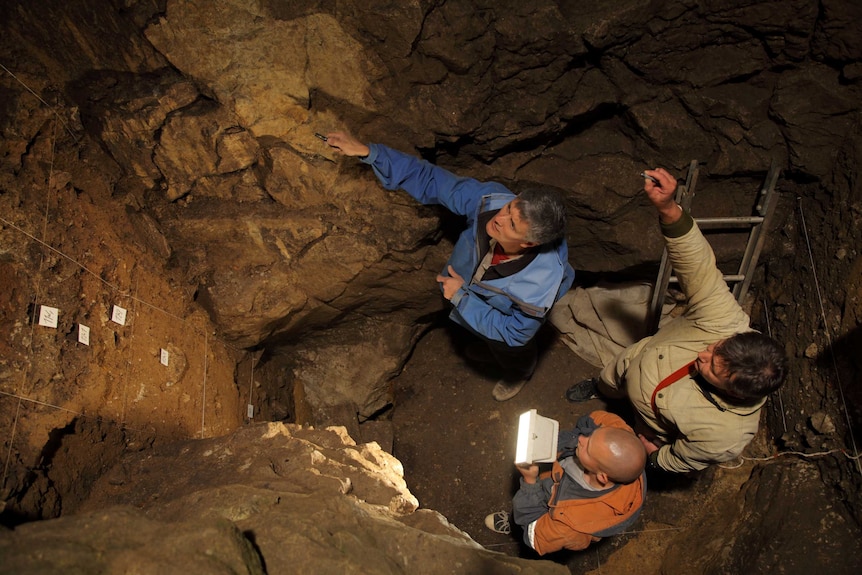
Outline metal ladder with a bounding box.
[646,160,781,335]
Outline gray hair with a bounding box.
[516,188,568,245]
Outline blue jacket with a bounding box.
[362,144,575,346]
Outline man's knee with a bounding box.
[598,363,626,398]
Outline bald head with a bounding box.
[592,427,647,484]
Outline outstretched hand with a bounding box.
[436,265,465,300]
[324,131,370,157]
[642,168,681,224]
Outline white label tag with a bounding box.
[38,305,59,328]
[160,348,169,366]
[111,305,127,325]
[247,404,254,419]
[78,324,90,345]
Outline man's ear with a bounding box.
[595,470,610,487]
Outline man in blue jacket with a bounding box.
[325,131,575,400]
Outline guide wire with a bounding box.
[201,330,208,438]
[797,196,861,476]
[21,115,59,399]
[0,70,254,502]
[118,276,140,426]
[248,354,257,421]
[2,113,61,492]
[0,389,168,435]
[0,215,124,292]
[1,401,23,497]
[718,448,862,470]
[0,214,235,336]
[762,297,788,434]
[724,200,862,475]
[0,62,78,143]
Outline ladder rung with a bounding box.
[650,159,780,335]
[668,274,745,284]
[694,216,765,227]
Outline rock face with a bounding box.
[2,423,568,575]
[5,0,861,426]
[1,0,861,572]
[0,423,568,575]
[660,460,862,573]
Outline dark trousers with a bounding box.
[486,337,538,382]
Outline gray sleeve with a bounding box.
[512,476,554,527]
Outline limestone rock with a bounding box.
[154,102,259,201]
[0,507,264,575]
[144,1,383,139]
[290,319,420,422]
[74,68,200,192]
[59,422,568,575]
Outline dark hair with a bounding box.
[516,188,567,245]
[715,332,788,401]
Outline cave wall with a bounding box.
[1,422,571,575]
[1,0,861,567]
[0,6,247,520]
[764,120,862,522]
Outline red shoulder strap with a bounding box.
[650,361,695,416]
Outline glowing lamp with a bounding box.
[515,409,559,465]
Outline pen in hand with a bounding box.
[640,172,659,184]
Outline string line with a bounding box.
[797,196,861,476]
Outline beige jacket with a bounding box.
[601,212,764,473]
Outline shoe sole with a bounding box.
[484,513,511,534]
[493,380,527,401]
[565,393,598,402]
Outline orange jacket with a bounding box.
[531,411,646,554]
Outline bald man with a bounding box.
[485,411,646,554]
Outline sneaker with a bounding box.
[493,378,528,401]
[565,377,599,402]
[484,511,511,534]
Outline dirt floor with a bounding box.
[390,321,722,573]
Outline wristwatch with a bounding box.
[646,450,662,472]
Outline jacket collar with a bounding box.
[694,378,766,415]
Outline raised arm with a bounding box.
[643,168,747,326]
[324,130,486,217]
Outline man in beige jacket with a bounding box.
[566,167,788,474]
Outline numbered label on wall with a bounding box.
[111,305,127,326]
[38,305,59,328]
[78,324,90,346]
